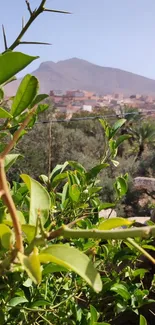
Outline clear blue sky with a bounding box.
[1,0,155,79]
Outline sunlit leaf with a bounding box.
[4,154,22,171]
[0,52,38,85]
[22,225,36,243]
[11,74,39,117]
[5,210,26,226]
[98,218,133,230]
[0,224,12,249]
[114,176,128,198]
[69,184,81,202]
[98,203,116,211]
[0,107,12,118]
[39,174,48,185]
[132,268,148,279]
[18,248,42,284]
[139,315,147,325]
[21,174,51,225]
[39,245,102,293]
[61,182,69,206]
[111,159,119,167]
[90,305,98,325]
[9,297,28,307]
[110,283,130,300]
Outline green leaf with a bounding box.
[4,154,22,171]
[39,244,102,293]
[11,74,39,117]
[90,305,98,325]
[114,176,128,198]
[0,107,12,118]
[110,283,130,300]
[9,297,28,307]
[68,161,86,173]
[43,263,67,275]
[109,139,117,158]
[86,164,109,180]
[98,218,133,230]
[29,94,48,108]
[61,182,69,206]
[132,269,148,279]
[139,315,147,325]
[69,184,81,202]
[50,162,68,182]
[99,119,109,132]
[98,203,115,211]
[5,210,26,226]
[0,52,38,85]
[0,224,12,249]
[22,225,36,243]
[18,248,42,284]
[88,187,102,195]
[51,172,67,188]
[21,174,51,225]
[39,174,48,185]
[31,300,51,308]
[116,134,131,147]
[111,119,126,137]
[142,244,155,251]
[0,88,4,100]
[36,103,49,113]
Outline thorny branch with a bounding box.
[2,0,70,53]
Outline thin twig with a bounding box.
[25,0,33,16]
[48,118,52,187]
[0,159,23,252]
[2,25,8,50]
[67,214,90,228]
[20,41,51,45]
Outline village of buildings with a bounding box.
[50,89,155,117]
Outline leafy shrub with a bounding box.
[0,2,154,324]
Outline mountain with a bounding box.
[5,57,155,96]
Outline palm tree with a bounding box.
[134,122,155,160]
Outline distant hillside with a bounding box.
[5,57,155,96]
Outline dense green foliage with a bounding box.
[0,1,155,324]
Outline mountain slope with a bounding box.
[5,57,155,96]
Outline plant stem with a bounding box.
[48,224,155,241]
[0,108,36,253]
[0,159,23,252]
[126,238,155,264]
